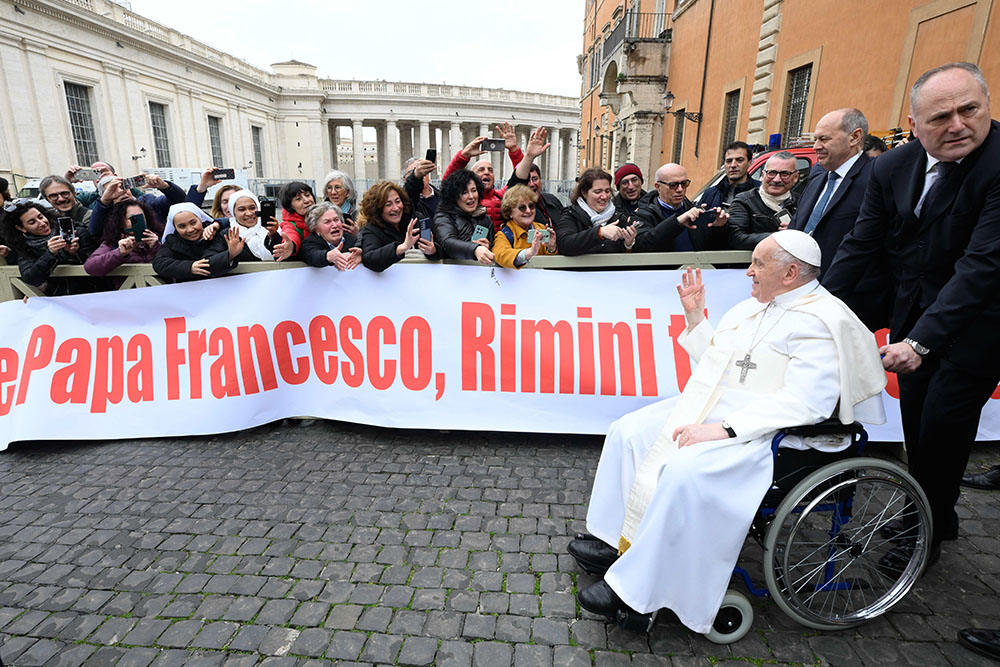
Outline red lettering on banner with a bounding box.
[635,308,658,397]
[500,304,516,392]
[90,336,124,414]
[16,325,55,406]
[237,325,278,395]
[309,316,338,385]
[340,316,364,387]
[577,308,595,395]
[0,348,19,416]
[126,335,154,403]
[274,321,309,385]
[668,314,694,392]
[367,316,396,390]
[208,328,240,399]
[400,317,432,391]
[187,329,208,400]
[520,319,574,394]
[461,302,495,391]
[50,338,90,405]
[165,317,186,400]
[598,322,636,396]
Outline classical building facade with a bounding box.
[581,0,1000,188]
[0,0,580,194]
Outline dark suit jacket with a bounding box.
[824,119,1000,373]
[793,151,889,328]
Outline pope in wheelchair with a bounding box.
[570,230,930,642]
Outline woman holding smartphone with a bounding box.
[555,168,636,256]
[0,198,100,295]
[492,184,558,269]
[153,203,242,282]
[84,200,162,279]
[358,180,438,272]
[432,169,495,264]
[227,189,281,262]
[320,170,360,236]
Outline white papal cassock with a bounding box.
[585,280,886,634]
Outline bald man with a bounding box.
[635,163,730,251]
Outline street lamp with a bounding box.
[662,90,703,123]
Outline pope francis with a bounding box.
[570,230,888,634]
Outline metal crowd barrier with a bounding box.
[0,251,753,302]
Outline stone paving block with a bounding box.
[532,617,570,645]
[423,609,464,639]
[81,646,125,667]
[121,617,171,646]
[189,621,239,649]
[70,590,114,613]
[42,643,100,667]
[436,639,474,667]
[359,632,403,664]
[29,610,76,638]
[228,623,270,652]
[156,619,204,648]
[6,609,49,634]
[808,635,860,666]
[325,604,363,630]
[255,599,298,625]
[411,588,446,610]
[288,627,332,657]
[193,595,233,620]
[88,616,137,645]
[222,596,264,622]
[397,635,438,667]
[55,613,105,642]
[514,643,553,667]
[290,601,330,627]
[0,635,39,664]
[495,614,532,642]
[114,647,160,667]
[258,627,300,656]
[473,641,512,667]
[356,605,392,633]
[463,613,496,639]
[14,638,63,667]
[326,630,367,661]
[593,651,632,667]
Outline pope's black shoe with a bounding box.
[962,464,1000,490]
[567,538,619,575]
[578,580,628,617]
[958,627,1000,661]
[878,539,940,578]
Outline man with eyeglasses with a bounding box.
[700,141,760,212]
[39,175,91,227]
[635,163,729,251]
[612,164,649,216]
[728,152,798,250]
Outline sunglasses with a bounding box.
[516,203,536,213]
[656,179,691,189]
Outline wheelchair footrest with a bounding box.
[616,608,656,633]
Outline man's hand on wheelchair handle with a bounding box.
[673,422,729,448]
[879,342,922,374]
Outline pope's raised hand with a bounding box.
[676,266,706,329]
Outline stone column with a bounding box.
[418,121,430,159]
[568,130,579,179]
[351,119,365,181]
[375,124,386,180]
[550,128,563,181]
[400,124,414,164]
[329,122,339,169]
[385,120,400,181]
[449,121,461,167]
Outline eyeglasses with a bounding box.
[763,170,797,180]
[326,183,345,191]
[2,198,36,212]
[619,176,642,187]
[656,179,691,189]
[516,203,536,213]
[45,190,74,201]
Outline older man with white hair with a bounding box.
[569,230,887,634]
[442,122,523,230]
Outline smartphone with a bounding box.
[527,228,550,244]
[425,149,437,163]
[616,216,636,228]
[57,217,75,242]
[129,212,147,242]
[699,208,718,224]
[480,138,505,152]
[258,198,276,224]
[122,174,147,190]
[418,218,432,241]
[776,208,793,228]
[471,224,490,242]
[74,168,99,181]
[719,201,731,213]
[212,168,235,180]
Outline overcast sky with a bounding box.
[127,0,585,98]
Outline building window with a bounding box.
[719,89,740,162]
[783,64,812,142]
[207,115,224,166]
[64,82,99,166]
[149,102,171,168]
[590,45,601,89]
[672,111,685,163]
[251,126,264,178]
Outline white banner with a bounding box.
[1,264,999,450]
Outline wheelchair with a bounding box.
[614,419,933,644]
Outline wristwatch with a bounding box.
[902,338,930,356]
[721,420,736,438]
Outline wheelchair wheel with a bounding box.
[762,457,931,630]
[703,591,754,644]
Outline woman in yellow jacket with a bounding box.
[492,184,559,269]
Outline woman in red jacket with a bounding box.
[276,181,315,260]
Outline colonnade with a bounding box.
[328,120,580,184]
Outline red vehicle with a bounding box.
[693,147,819,205]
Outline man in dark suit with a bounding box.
[823,62,1000,569]
[792,108,885,327]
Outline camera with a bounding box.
[480,138,505,152]
[212,168,235,180]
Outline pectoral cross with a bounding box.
[735,353,757,383]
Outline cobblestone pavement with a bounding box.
[0,421,998,666]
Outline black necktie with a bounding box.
[919,161,956,219]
